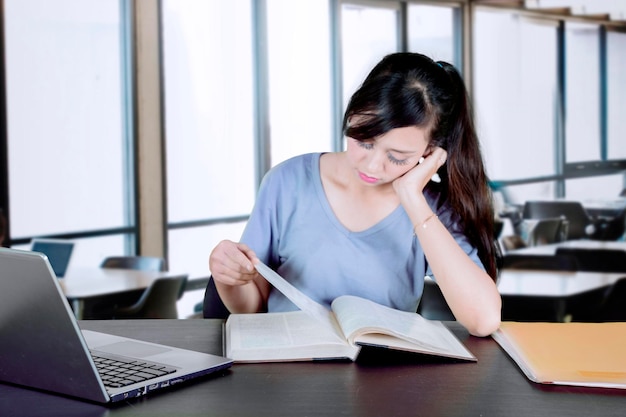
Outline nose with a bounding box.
[365,150,386,174]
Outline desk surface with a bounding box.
[498,269,625,297]
[1,319,624,417]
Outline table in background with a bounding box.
[1,319,625,417]
[59,267,195,319]
[498,269,626,321]
[510,239,626,256]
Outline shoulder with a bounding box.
[260,153,321,188]
[271,153,319,172]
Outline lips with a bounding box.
[358,171,378,184]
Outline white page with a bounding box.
[226,310,359,361]
[254,262,343,340]
[332,295,475,358]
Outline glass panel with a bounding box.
[499,182,557,207]
[162,0,256,222]
[169,222,246,319]
[408,5,456,65]
[565,175,624,201]
[267,0,333,166]
[168,222,247,279]
[341,3,399,114]
[473,12,558,181]
[565,22,601,162]
[15,235,128,269]
[607,31,626,160]
[5,0,126,238]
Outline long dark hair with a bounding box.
[342,52,499,281]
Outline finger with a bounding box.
[209,241,257,283]
[427,147,447,169]
[437,150,447,167]
[235,243,260,270]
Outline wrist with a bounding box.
[414,212,438,234]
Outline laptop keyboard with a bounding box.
[91,352,177,388]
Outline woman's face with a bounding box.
[346,126,430,186]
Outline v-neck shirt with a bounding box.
[240,153,483,312]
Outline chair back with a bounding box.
[101,256,166,272]
[525,218,568,246]
[522,201,592,240]
[416,280,455,321]
[500,235,528,252]
[112,275,188,319]
[554,248,626,273]
[202,276,231,319]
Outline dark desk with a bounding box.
[1,319,624,417]
[512,239,626,256]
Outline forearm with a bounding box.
[405,196,501,336]
[215,276,267,314]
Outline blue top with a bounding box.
[240,153,484,313]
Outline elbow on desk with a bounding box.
[469,315,501,337]
[463,304,502,337]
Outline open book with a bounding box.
[493,322,626,389]
[224,262,476,363]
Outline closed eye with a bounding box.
[355,140,411,166]
[355,140,374,150]
[387,153,410,166]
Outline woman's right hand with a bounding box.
[209,240,260,287]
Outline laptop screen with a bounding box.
[30,240,74,278]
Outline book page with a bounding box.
[332,295,475,359]
[254,262,344,341]
[226,311,359,362]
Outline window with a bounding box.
[267,0,333,165]
[341,2,399,111]
[565,22,601,163]
[408,4,458,66]
[474,11,558,186]
[162,0,255,278]
[4,0,130,266]
[565,175,625,201]
[607,30,626,160]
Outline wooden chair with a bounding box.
[111,275,188,319]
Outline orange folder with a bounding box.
[493,322,626,389]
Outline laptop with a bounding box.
[0,248,233,403]
[30,238,75,278]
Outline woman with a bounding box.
[209,52,501,337]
